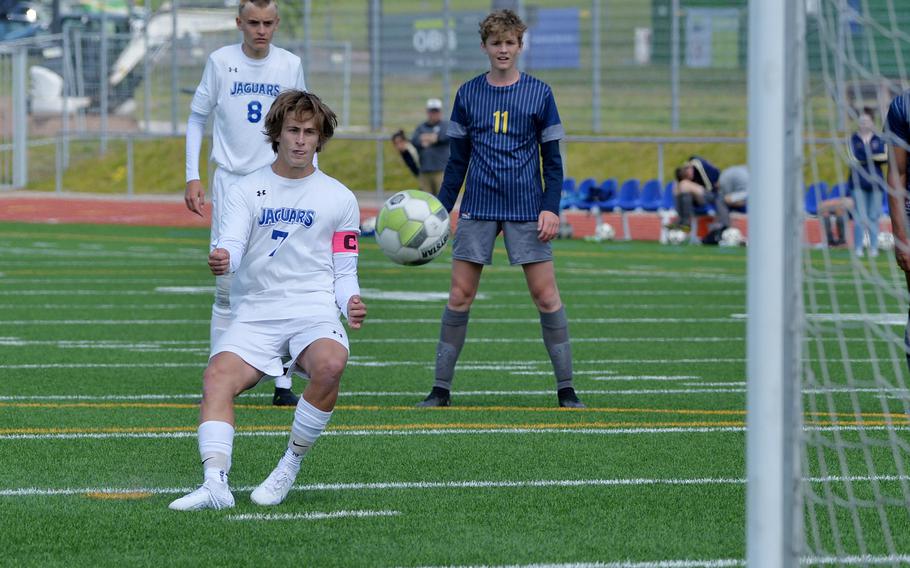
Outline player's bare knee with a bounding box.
[449,285,476,309]
[308,356,346,384]
[531,288,561,312]
[202,364,246,400]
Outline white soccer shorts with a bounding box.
[211,317,350,379]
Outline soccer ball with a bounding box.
[375,190,450,265]
[586,222,615,242]
[666,228,688,245]
[594,223,615,241]
[878,231,895,251]
[720,227,744,247]
[360,216,377,237]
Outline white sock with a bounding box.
[286,397,333,463]
[274,369,293,390]
[198,420,234,484]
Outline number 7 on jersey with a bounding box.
[269,229,289,257]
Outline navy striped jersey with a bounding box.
[444,72,564,221]
[885,89,910,212]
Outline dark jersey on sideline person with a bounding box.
[438,72,564,222]
[886,90,910,214]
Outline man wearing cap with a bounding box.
[410,98,451,196]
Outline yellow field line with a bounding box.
[0,421,746,436]
[3,418,909,437]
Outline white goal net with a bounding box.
[799,0,910,564]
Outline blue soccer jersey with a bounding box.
[886,89,910,213]
[443,73,564,222]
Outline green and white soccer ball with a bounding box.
[376,190,450,265]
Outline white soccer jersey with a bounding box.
[191,44,306,175]
[217,165,360,323]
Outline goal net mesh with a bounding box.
[801,0,910,563]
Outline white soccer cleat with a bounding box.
[168,480,235,511]
[250,462,298,506]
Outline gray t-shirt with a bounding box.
[718,165,749,201]
[411,120,451,173]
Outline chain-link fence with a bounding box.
[3,0,909,193]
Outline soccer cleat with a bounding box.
[416,387,451,407]
[168,480,235,511]
[251,462,299,506]
[272,387,300,407]
[557,387,586,409]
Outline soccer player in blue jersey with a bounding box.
[416,9,584,409]
[886,89,910,373]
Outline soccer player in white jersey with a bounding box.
[170,91,366,511]
[184,0,308,406]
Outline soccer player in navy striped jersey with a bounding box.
[885,89,910,373]
[416,9,584,409]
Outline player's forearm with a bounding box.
[540,140,563,214]
[438,137,471,212]
[888,171,908,241]
[185,112,207,182]
[333,255,360,319]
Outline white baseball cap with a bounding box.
[426,98,443,110]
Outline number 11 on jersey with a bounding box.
[493,110,509,134]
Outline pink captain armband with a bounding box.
[332,231,359,254]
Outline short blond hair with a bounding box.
[478,9,527,44]
[239,0,276,16]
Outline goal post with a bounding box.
[751,0,910,565]
[745,0,806,566]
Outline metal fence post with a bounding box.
[126,136,134,197]
[170,0,179,134]
[375,137,384,204]
[12,47,27,189]
[657,142,664,185]
[671,0,680,132]
[55,137,63,193]
[369,0,382,132]
[591,0,602,133]
[100,3,109,154]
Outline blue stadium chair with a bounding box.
[639,179,662,211]
[559,177,577,210]
[573,177,599,210]
[827,182,847,200]
[804,182,828,216]
[592,178,618,211]
[617,179,642,212]
[660,181,675,211]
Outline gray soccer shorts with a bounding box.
[451,219,552,265]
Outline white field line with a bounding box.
[0,386,900,399]
[0,389,722,402]
[0,317,742,325]
[4,424,910,442]
[0,359,746,370]
[0,426,750,441]
[414,555,910,568]
[226,510,400,522]
[416,560,745,568]
[3,473,909,499]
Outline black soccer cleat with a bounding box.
[272,387,300,407]
[416,387,451,407]
[557,387,586,409]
